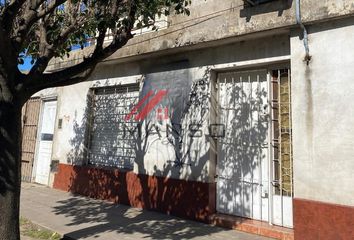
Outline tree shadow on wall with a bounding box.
[66,92,92,166]
[131,67,214,221]
[216,72,269,219]
[54,68,270,238]
[53,70,228,239]
[64,81,140,200]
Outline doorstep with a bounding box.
[210,214,294,240]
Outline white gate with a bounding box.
[35,100,57,185]
[216,68,293,227]
[270,69,293,228]
[216,70,270,221]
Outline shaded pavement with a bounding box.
[20,183,271,240]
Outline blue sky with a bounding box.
[18,44,89,72]
[1,0,87,72]
[18,57,33,72]
[1,1,92,72]
[0,0,33,71]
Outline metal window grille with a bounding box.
[271,69,293,197]
[88,84,140,169]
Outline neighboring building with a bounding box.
[21,1,354,239]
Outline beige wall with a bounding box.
[291,17,354,206]
[46,33,290,183]
[47,0,354,72]
[31,0,354,193]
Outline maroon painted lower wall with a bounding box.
[53,164,215,223]
[54,164,354,239]
[294,198,354,240]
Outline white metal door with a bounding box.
[216,70,270,221]
[35,100,57,185]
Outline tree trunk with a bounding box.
[0,73,23,240]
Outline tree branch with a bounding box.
[25,0,137,93]
[36,0,65,19]
[0,0,27,28]
[28,14,87,76]
[25,65,96,94]
[0,23,21,86]
[12,0,65,51]
[25,29,133,92]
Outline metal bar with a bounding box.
[86,89,95,165]
[278,69,284,226]
[248,74,254,218]
[216,74,222,213]
[240,74,245,217]
[89,85,139,168]
[231,75,236,216]
[288,68,294,197]
[257,73,263,221]
[267,70,274,225]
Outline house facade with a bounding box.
[21,1,354,239]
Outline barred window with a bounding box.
[88,84,140,169]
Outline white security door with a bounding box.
[216,70,270,221]
[35,100,57,185]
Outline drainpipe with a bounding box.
[295,0,311,64]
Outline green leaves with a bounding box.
[11,0,192,71]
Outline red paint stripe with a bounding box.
[135,90,168,121]
[125,90,154,121]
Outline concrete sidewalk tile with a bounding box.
[20,183,272,240]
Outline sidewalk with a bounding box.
[20,183,272,240]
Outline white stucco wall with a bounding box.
[291,17,354,206]
[51,81,91,165]
[51,73,142,165]
[49,33,290,183]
